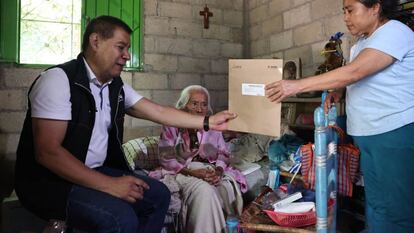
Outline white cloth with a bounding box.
[346,20,414,136]
[220,173,243,216]
[29,59,142,168]
[160,174,182,213]
[175,162,243,233]
[273,202,315,213]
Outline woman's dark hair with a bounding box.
[359,0,399,19]
[82,15,133,52]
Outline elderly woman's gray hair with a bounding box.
[175,85,213,114]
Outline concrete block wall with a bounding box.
[124,0,245,141]
[247,0,353,78]
[0,66,39,199]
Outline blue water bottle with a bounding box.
[226,215,239,233]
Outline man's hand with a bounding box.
[104,176,149,203]
[209,111,237,131]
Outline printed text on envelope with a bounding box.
[241,83,265,96]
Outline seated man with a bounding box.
[14,16,236,233]
[157,85,247,233]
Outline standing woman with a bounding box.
[265,0,414,232]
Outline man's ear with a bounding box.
[88,33,99,51]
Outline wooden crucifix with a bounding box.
[199,5,213,29]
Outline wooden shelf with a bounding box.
[283,97,321,103]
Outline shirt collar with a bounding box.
[82,57,112,87]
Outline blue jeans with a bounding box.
[66,166,170,233]
[353,122,414,233]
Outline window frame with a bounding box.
[0,0,143,70]
[0,0,19,64]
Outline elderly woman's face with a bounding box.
[185,91,209,116]
[343,0,381,37]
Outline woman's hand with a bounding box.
[188,168,211,180]
[185,167,223,185]
[209,167,224,185]
[265,80,300,103]
[324,90,344,113]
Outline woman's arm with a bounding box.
[158,126,187,174]
[266,48,395,103]
[214,132,231,170]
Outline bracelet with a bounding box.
[203,115,210,131]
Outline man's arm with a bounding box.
[32,118,148,203]
[126,98,237,131]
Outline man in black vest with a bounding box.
[15,15,236,233]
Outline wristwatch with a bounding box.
[203,115,210,131]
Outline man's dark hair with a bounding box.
[82,15,133,52]
[359,0,399,19]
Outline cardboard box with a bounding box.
[228,59,283,137]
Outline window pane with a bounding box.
[72,24,81,58]
[73,0,82,23]
[20,0,81,64]
[21,0,75,22]
[20,21,73,64]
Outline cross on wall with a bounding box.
[199,5,213,29]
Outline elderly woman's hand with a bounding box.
[183,166,223,185]
[203,167,223,185]
[187,167,222,185]
[265,80,300,103]
[186,168,210,179]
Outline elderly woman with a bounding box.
[266,0,414,232]
[157,85,247,233]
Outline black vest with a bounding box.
[15,54,129,220]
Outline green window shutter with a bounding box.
[0,0,19,63]
[82,0,142,70]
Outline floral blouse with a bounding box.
[158,125,247,192]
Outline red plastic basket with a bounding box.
[263,199,335,228]
[263,209,316,227]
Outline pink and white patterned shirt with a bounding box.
[158,126,247,192]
